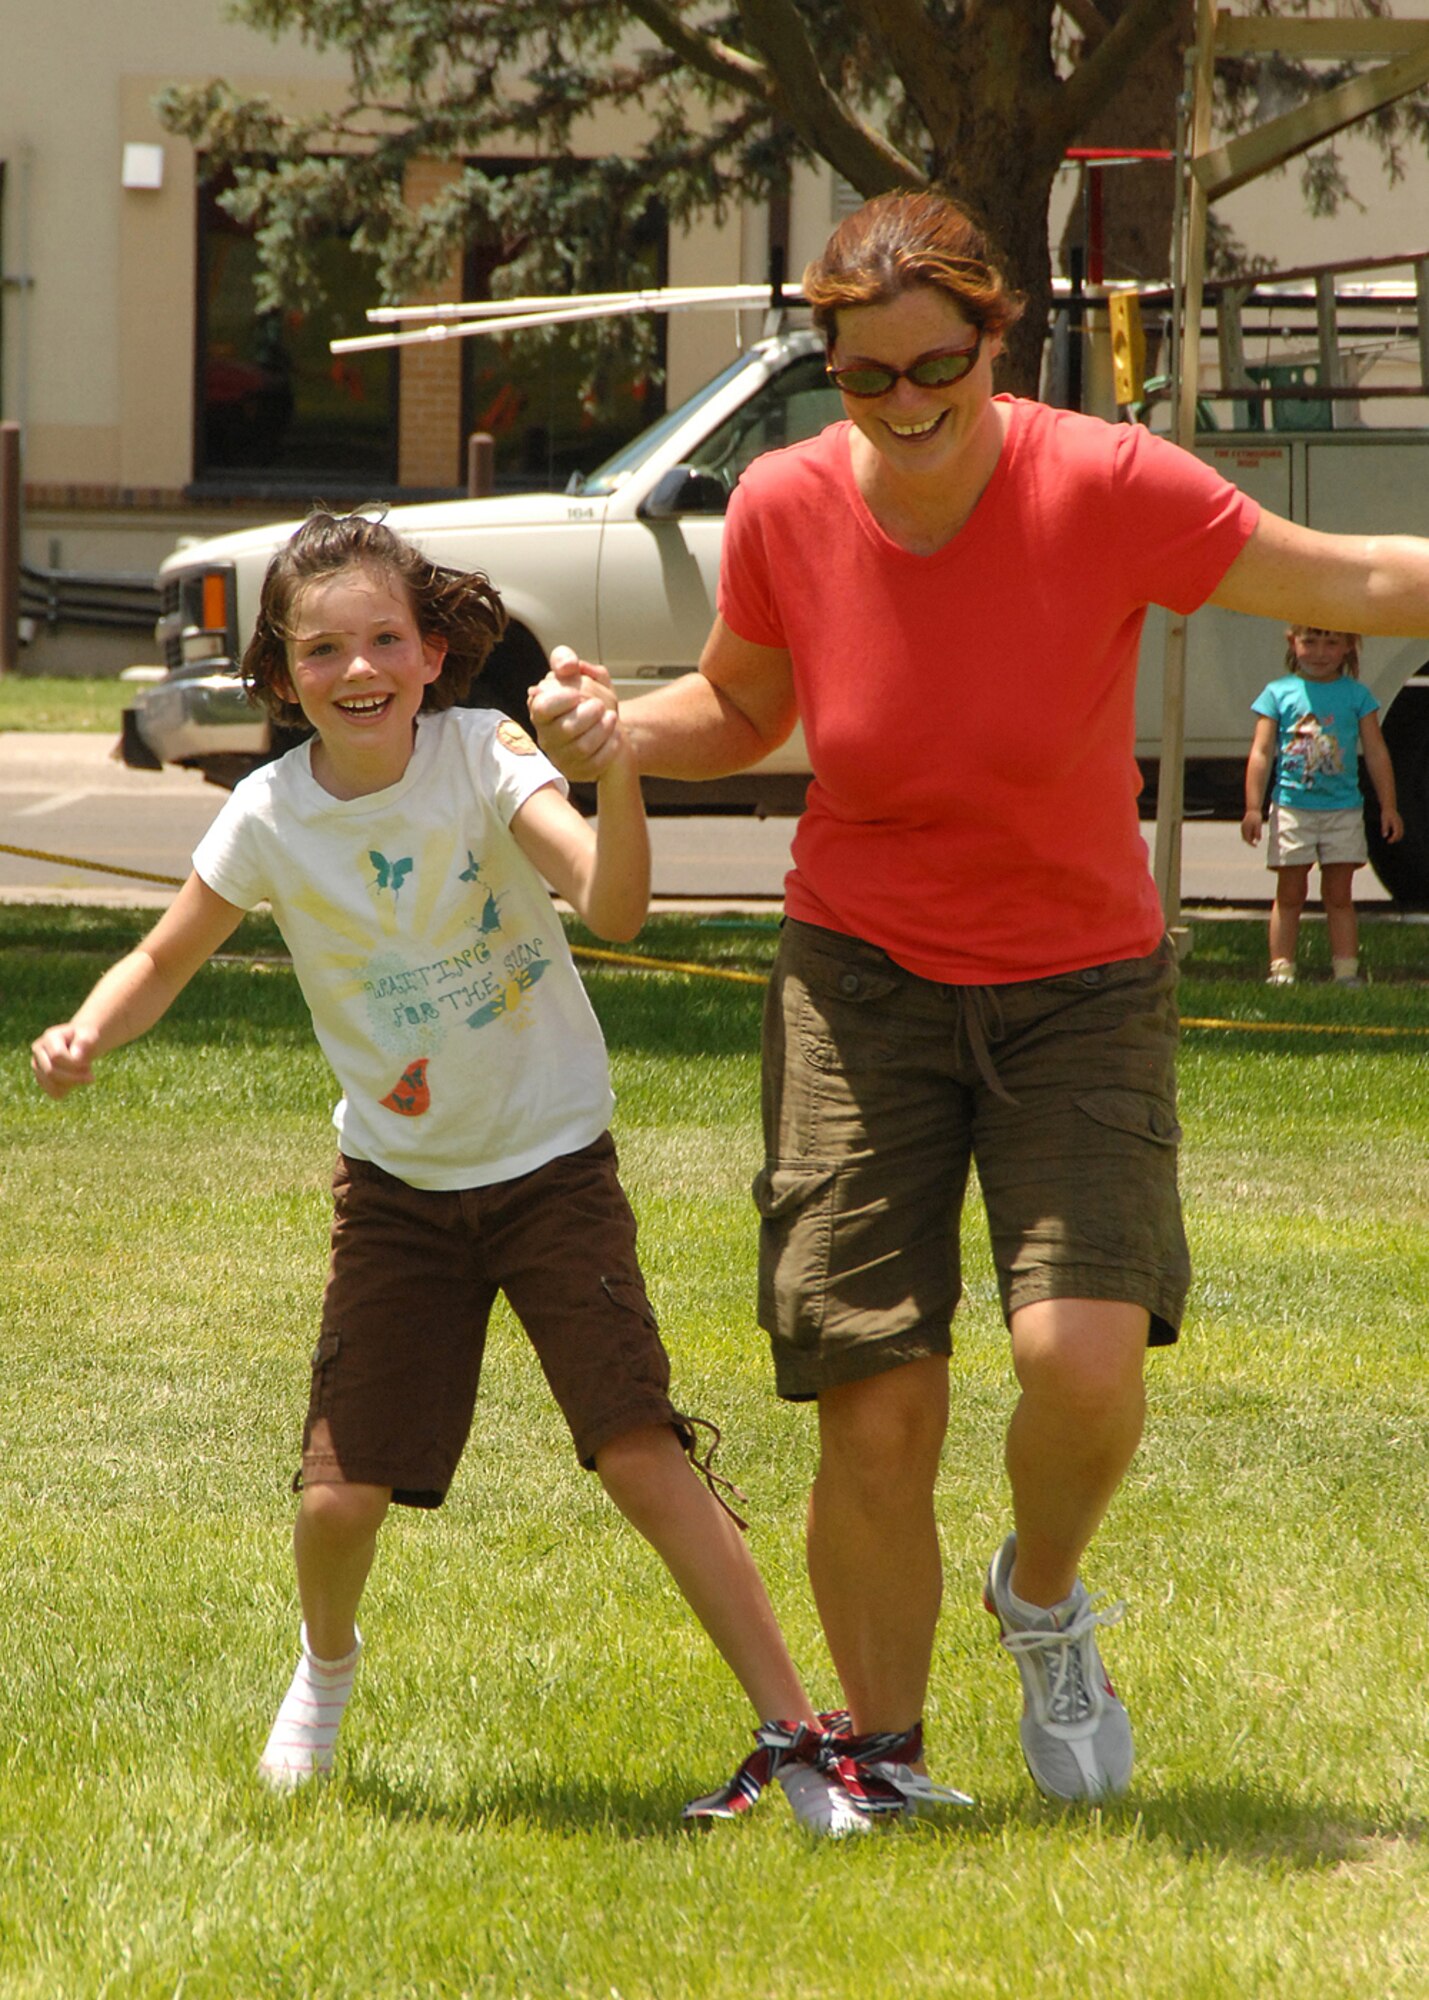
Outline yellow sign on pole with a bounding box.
[1107,290,1145,406]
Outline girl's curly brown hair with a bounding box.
[242,510,508,730]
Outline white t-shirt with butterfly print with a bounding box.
[192,706,615,1190]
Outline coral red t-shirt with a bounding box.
[718,400,1259,983]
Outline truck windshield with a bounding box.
[574,351,762,496]
[686,352,841,485]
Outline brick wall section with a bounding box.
[25,486,192,510]
[398,159,465,491]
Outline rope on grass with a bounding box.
[0,840,185,889]
[9,837,1429,1026]
[0,838,766,984]
[1181,1015,1429,1039]
[570,942,766,986]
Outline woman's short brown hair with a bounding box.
[803,189,1025,350]
[242,510,507,729]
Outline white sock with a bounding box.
[258,1624,362,1787]
[1333,956,1359,980]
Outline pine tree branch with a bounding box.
[620,0,773,99]
[734,0,925,192]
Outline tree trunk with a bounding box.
[959,166,1060,399]
[1057,1,1194,288]
[925,3,1061,396]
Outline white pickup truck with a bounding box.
[122,323,1429,902]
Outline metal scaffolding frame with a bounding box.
[1154,2,1429,930]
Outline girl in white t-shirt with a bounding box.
[30,512,938,1833]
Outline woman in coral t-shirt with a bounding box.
[532,191,1429,1819]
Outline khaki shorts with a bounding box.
[300,1133,682,1506]
[756,920,1189,1401]
[1267,802,1367,869]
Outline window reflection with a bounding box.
[462,178,668,493]
[196,175,397,487]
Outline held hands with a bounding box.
[528,646,628,782]
[31,1022,101,1100]
[1241,808,1263,847]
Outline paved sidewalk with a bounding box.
[0,729,1393,911]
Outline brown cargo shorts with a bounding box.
[299,1132,682,1506]
[756,920,1189,1401]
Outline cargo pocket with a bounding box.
[1073,1088,1181,1262]
[795,962,903,1072]
[308,1330,341,1413]
[594,1272,673,1423]
[752,1163,839,1346]
[599,1273,658,1326]
[1075,1088,1180,1148]
[293,1332,343,1495]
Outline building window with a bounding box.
[462,186,667,493]
[194,173,397,489]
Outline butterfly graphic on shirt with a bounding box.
[380,1056,431,1117]
[369,850,413,898]
[465,957,550,1029]
[455,849,503,933]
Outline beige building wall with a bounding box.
[1,3,351,492]
[0,0,788,573]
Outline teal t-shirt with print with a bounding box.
[1251,674,1378,812]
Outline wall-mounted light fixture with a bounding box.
[121,144,165,191]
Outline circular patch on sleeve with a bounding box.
[496,720,538,756]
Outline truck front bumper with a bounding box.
[124,673,268,770]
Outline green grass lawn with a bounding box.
[0,675,133,733]
[5,906,1429,1998]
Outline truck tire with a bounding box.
[466,623,547,727]
[1365,682,1429,906]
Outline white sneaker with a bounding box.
[776,1764,871,1837]
[682,1718,871,1836]
[984,1536,1133,1802]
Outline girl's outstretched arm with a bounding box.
[510,738,650,944]
[31,873,247,1099]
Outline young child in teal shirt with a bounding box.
[1242,625,1403,985]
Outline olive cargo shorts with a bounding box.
[755,920,1189,1400]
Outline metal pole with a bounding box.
[1152,6,1215,935]
[1067,245,1086,413]
[466,431,495,497]
[0,422,20,677]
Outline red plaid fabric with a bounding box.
[682,1711,971,1822]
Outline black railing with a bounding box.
[19,562,160,634]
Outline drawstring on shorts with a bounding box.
[675,1412,750,1532]
[949,982,1015,1103]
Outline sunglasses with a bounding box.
[826,335,983,398]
